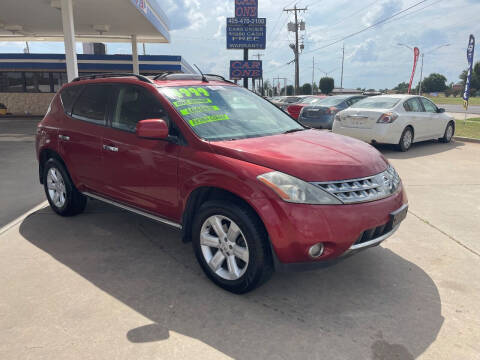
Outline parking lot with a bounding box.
[1,119,479,359]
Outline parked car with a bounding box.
[332,95,455,151]
[36,73,408,293]
[0,103,8,115]
[298,95,366,129]
[281,95,326,119]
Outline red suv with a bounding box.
[36,73,408,293]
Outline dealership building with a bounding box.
[0,53,195,115]
[0,0,191,115]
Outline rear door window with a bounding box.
[71,84,110,125]
[60,85,84,114]
[404,98,424,112]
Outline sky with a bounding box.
[1,0,480,90]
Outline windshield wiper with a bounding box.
[283,128,306,134]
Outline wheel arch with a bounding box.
[38,149,70,185]
[181,186,269,246]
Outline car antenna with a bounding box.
[194,64,209,82]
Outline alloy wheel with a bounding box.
[200,215,249,280]
[46,167,67,208]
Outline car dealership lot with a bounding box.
[1,119,479,359]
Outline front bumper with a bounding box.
[251,186,408,268]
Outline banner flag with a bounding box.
[463,34,475,110]
[408,47,420,94]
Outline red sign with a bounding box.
[235,0,258,17]
[408,47,420,94]
[230,60,262,79]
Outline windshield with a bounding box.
[160,85,304,141]
[301,96,324,104]
[353,97,401,109]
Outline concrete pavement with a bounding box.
[442,104,480,115]
[0,118,44,226]
[1,139,479,359]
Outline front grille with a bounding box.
[312,166,401,204]
[354,222,392,245]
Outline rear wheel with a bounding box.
[43,158,86,216]
[192,200,273,294]
[398,127,413,152]
[440,122,454,143]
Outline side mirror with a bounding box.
[437,108,445,113]
[136,119,169,139]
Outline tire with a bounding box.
[192,200,273,294]
[440,122,454,143]
[398,127,413,152]
[43,158,87,216]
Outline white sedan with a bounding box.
[332,95,455,151]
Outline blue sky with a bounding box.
[1,0,479,89]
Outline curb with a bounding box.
[0,115,43,119]
[454,136,480,144]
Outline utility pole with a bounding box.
[284,5,307,95]
[252,53,264,94]
[274,76,288,96]
[418,53,424,95]
[312,56,315,94]
[340,44,345,89]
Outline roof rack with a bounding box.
[152,73,234,84]
[71,73,154,83]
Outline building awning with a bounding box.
[0,0,170,43]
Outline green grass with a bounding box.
[427,95,480,106]
[455,120,480,139]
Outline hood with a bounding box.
[209,129,388,182]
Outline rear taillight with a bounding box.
[326,106,338,114]
[377,112,398,123]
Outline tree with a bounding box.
[313,83,319,95]
[393,82,409,93]
[286,85,294,95]
[301,83,312,95]
[421,73,447,93]
[319,77,334,94]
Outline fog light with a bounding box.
[308,243,324,258]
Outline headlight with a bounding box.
[257,171,341,205]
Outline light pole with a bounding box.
[398,43,450,95]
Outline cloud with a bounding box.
[362,0,402,26]
[349,38,378,63]
[163,0,206,30]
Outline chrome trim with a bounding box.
[347,225,399,251]
[312,166,401,204]
[83,191,182,229]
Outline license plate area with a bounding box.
[345,116,368,128]
[390,204,408,228]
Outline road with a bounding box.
[0,118,44,226]
[441,103,480,115]
[1,121,479,359]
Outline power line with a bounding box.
[303,0,429,56]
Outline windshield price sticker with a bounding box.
[166,87,211,99]
[180,105,220,116]
[173,98,212,107]
[189,114,229,127]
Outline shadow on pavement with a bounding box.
[19,200,444,359]
[375,139,464,159]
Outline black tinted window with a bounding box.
[112,85,167,132]
[72,85,109,124]
[60,85,84,114]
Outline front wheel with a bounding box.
[192,200,273,294]
[43,158,87,216]
[440,122,454,143]
[398,127,413,152]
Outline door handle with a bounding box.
[103,144,119,152]
[58,134,70,141]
